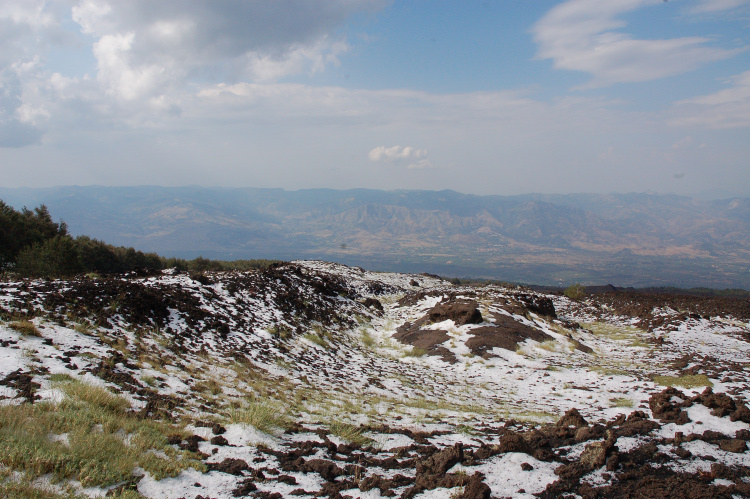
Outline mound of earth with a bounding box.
[394,295,559,362]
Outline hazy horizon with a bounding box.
[1,184,748,202]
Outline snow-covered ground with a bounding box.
[1,261,749,498]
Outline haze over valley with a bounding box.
[2,186,750,289]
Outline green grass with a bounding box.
[653,374,713,389]
[0,380,204,489]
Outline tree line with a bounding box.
[0,200,278,278]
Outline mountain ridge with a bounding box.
[1,186,749,288]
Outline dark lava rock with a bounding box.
[556,408,588,428]
[0,370,41,403]
[730,404,750,423]
[693,387,736,418]
[456,472,491,499]
[362,297,384,313]
[719,439,748,453]
[210,435,229,446]
[615,411,660,438]
[513,293,557,318]
[575,424,606,443]
[465,316,552,356]
[416,443,463,476]
[179,435,206,453]
[302,459,344,481]
[231,478,257,496]
[426,300,483,326]
[207,458,250,476]
[359,474,413,493]
[649,387,692,424]
[496,432,531,454]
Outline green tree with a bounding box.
[15,236,82,278]
[1,201,67,270]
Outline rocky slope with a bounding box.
[1,261,749,498]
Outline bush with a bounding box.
[564,283,586,301]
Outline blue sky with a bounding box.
[1,0,749,196]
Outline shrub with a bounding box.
[564,283,586,301]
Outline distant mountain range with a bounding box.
[2,186,749,289]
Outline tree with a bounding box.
[15,236,82,278]
[0,201,67,270]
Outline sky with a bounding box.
[1,0,749,197]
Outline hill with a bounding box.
[2,186,749,288]
[1,261,749,497]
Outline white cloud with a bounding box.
[368,145,431,169]
[671,70,750,128]
[68,0,386,100]
[689,0,749,13]
[532,0,736,87]
[0,0,389,145]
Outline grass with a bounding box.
[73,322,95,335]
[538,340,559,352]
[609,397,634,408]
[9,320,42,337]
[194,379,223,396]
[303,329,331,349]
[267,324,292,340]
[653,374,713,389]
[403,346,428,357]
[0,380,204,490]
[583,322,651,350]
[512,409,558,422]
[227,397,289,433]
[328,420,374,447]
[590,366,632,377]
[0,479,86,499]
[360,330,376,348]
